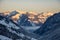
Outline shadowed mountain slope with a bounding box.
[34,12,60,40]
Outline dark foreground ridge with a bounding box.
[34,12,60,40]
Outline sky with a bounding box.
[0,0,60,13]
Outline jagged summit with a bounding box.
[6,10,19,18]
[17,14,35,26]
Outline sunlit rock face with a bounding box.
[3,10,55,24]
[34,12,60,40]
[1,10,55,26]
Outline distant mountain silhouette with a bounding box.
[34,12,60,40]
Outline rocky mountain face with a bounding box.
[34,12,60,40]
[0,11,40,40]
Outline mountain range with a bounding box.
[0,11,60,40]
[0,10,55,26]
